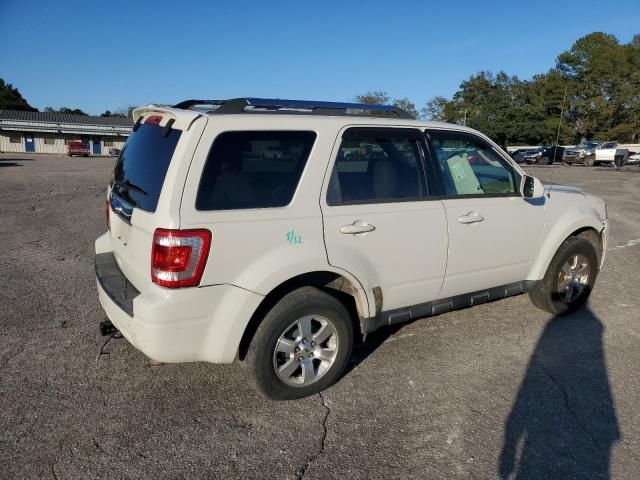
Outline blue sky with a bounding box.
[1,0,638,115]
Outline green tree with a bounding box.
[391,97,418,118]
[354,91,418,118]
[354,91,389,105]
[424,32,640,144]
[556,32,637,141]
[423,96,454,121]
[0,78,36,111]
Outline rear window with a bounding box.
[196,131,316,210]
[112,124,182,212]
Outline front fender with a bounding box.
[527,206,606,280]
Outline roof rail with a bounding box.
[172,98,414,119]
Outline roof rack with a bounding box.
[172,98,414,119]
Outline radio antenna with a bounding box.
[549,84,568,198]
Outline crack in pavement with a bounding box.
[50,433,68,480]
[51,462,60,480]
[296,392,330,480]
[512,323,607,452]
[535,361,603,450]
[95,332,123,362]
[0,344,26,370]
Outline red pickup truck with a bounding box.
[67,141,90,157]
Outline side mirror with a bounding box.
[522,175,545,199]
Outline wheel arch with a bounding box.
[528,221,605,281]
[237,270,369,361]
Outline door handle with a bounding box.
[457,211,485,224]
[340,220,376,235]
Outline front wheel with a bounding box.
[246,287,354,400]
[584,155,595,167]
[529,236,599,315]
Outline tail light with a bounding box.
[105,199,110,230]
[151,229,211,288]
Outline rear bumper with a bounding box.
[95,251,263,363]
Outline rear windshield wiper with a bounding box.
[114,179,148,196]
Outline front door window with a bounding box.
[428,131,518,197]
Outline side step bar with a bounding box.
[363,280,537,334]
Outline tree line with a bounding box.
[357,32,639,145]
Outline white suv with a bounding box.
[95,98,608,400]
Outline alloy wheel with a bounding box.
[557,254,591,303]
[272,315,338,387]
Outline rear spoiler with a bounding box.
[131,105,202,132]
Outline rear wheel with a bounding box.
[529,236,598,315]
[246,287,354,400]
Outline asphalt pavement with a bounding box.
[1,154,639,479]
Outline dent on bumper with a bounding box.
[97,279,263,364]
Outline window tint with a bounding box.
[9,135,21,143]
[428,131,518,196]
[327,129,426,205]
[196,131,316,211]
[112,124,182,212]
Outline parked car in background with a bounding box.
[541,145,565,164]
[67,141,90,157]
[595,142,629,166]
[511,148,536,164]
[108,148,121,157]
[562,141,603,166]
[521,147,546,164]
[520,145,564,165]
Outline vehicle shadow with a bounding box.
[0,162,22,167]
[499,307,620,479]
[344,324,404,375]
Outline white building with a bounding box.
[0,109,132,155]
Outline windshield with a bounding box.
[112,124,181,212]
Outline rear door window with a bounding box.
[112,124,182,212]
[326,128,427,205]
[196,131,316,210]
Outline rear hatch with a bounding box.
[107,107,207,292]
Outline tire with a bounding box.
[246,286,354,400]
[584,155,595,167]
[529,236,599,315]
[539,156,550,165]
